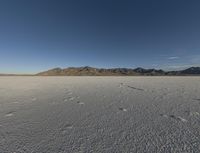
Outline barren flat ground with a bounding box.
[0,77,200,153]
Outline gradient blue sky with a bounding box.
[0,0,200,73]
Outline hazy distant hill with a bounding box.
[1,67,200,76]
[36,66,200,76]
[37,67,139,76]
[180,67,200,74]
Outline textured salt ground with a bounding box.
[0,77,200,153]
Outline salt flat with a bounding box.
[0,76,200,153]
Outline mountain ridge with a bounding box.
[36,66,200,76]
[1,67,200,76]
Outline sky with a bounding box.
[0,0,200,73]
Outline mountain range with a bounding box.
[1,67,200,76]
[36,66,200,76]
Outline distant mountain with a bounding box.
[36,66,200,76]
[37,66,139,76]
[1,66,199,76]
[180,67,200,74]
[133,67,165,75]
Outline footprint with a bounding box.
[12,101,19,104]
[64,97,75,102]
[189,112,200,116]
[61,124,73,134]
[66,92,73,95]
[64,98,68,102]
[127,85,144,91]
[77,101,84,105]
[169,115,176,119]
[65,88,72,93]
[176,116,187,122]
[31,97,37,101]
[62,125,73,134]
[5,112,14,117]
[169,115,187,122]
[68,97,75,101]
[160,114,187,122]
[119,83,124,88]
[119,107,127,112]
[65,124,73,129]
[160,114,168,118]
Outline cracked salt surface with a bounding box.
[0,76,200,152]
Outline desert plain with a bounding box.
[0,76,200,153]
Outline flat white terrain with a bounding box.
[0,77,200,153]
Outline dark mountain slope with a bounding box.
[36,66,200,76]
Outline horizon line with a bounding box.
[1,65,199,75]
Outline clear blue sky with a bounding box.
[0,0,200,73]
